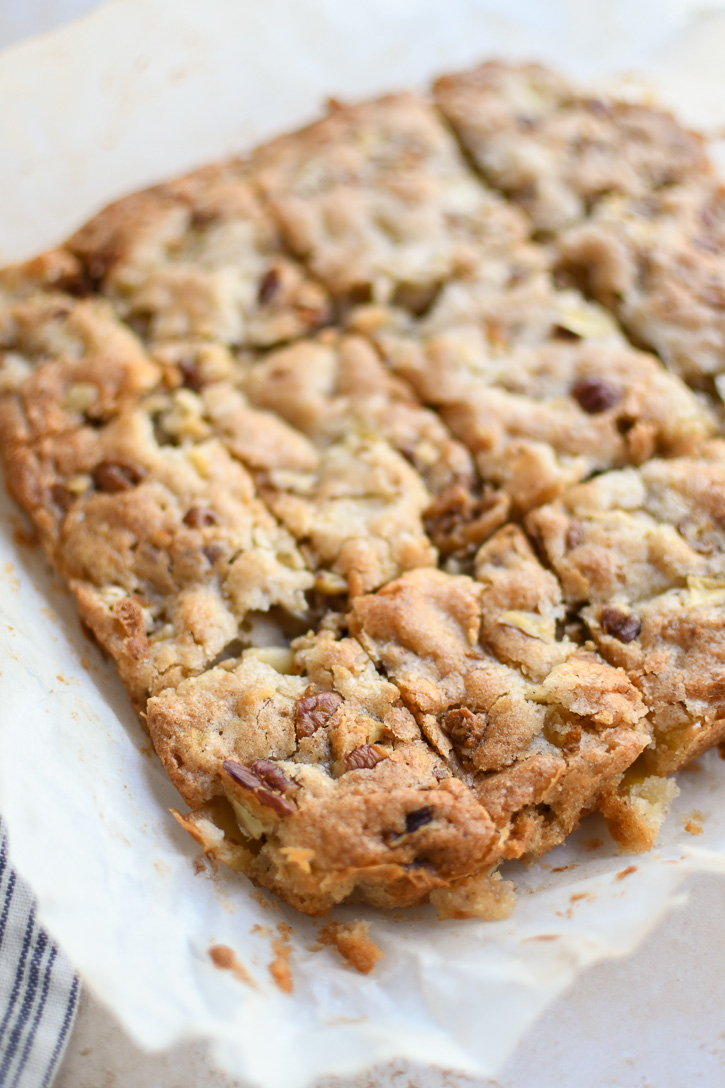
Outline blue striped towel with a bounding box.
[0,821,79,1088]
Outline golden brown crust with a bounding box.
[149,630,504,914]
[0,293,313,707]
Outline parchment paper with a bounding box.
[3,2,725,1086]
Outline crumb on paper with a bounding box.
[569,892,590,903]
[584,837,604,851]
[317,920,383,975]
[208,944,256,987]
[4,562,19,591]
[684,810,704,835]
[269,937,293,994]
[252,889,281,913]
[525,934,560,942]
[551,864,577,873]
[137,739,155,760]
[616,865,638,880]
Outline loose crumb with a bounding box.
[318,920,383,975]
[683,810,704,835]
[616,865,638,880]
[208,944,255,987]
[268,938,293,994]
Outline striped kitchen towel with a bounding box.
[0,821,79,1088]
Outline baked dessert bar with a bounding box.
[66,163,332,347]
[0,288,315,709]
[353,270,712,512]
[148,542,651,915]
[560,184,725,386]
[528,444,725,780]
[433,60,709,232]
[250,92,529,310]
[2,61,724,920]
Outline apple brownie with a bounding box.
[350,269,712,513]
[559,183,725,386]
[433,60,710,232]
[527,444,725,780]
[2,62,724,921]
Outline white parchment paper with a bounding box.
[3,2,725,1086]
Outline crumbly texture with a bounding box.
[434,60,709,232]
[251,92,529,309]
[1,62,723,922]
[67,163,332,348]
[559,184,725,386]
[317,920,383,974]
[527,444,725,774]
[356,270,712,512]
[238,329,476,497]
[149,556,651,913]
[0,290,314,707]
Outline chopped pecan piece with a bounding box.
[183,506,218,529]
[50,483,71,511]
[295,690,344,738]
[344,744,388,771]
[571,377,622,414]
[442,706,486,760]
[256,791,296,816]
[93,459,146,493]
[178,357,203,392]
[251,758,294,793]
[601,606,642,643]
[202,541,226,564]
[223,760,263,790]
[258,267,282,305]
[223,759,297,817]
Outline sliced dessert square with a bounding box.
[66,162,332,348]
[355,272,712,512]
[528,444,725,779]
[560,183,725,386]
[251,93,529,310]
[434,60,709,232]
